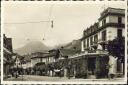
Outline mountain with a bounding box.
[14,41,50,55]
[63,40,81,51]
[56,39,81,57]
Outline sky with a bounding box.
[2,1,125,49]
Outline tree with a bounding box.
[55,49,60,59]
[107,37,125,62]
[33,62,46,75]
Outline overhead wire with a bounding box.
[3,5,54,42]
[3,20,51,24]
[43,4,54,41]
[4,5,54,41]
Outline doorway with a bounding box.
[88,57,96,75]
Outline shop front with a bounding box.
[67,53,109,79]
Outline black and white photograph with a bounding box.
[1,0,127,84]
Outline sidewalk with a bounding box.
[4,75,27,81]
[4,75,125,82]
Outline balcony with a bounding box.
[99,23,125,30]
[97,39,107,45]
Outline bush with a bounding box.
[75,72,87,78]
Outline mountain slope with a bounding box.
[14,41,50,55]
[64,40,81,51]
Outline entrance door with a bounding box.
[88,57,96,75]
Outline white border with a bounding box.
[0,8,3,85]
[1,0,127,84]
[124,0,127,83]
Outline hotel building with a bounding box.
[80,7,125,77]
[81,7,125,52]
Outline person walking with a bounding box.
[105,63,109,78]
[108,55,118,79]
[67,66,71,79]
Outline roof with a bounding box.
[69,52,109,59]
[30,52,49,59]
[59,49,80,57]
[81,22,99,40]
[31,52,55,59]
[101,7,124,14]
[99,7,125,20]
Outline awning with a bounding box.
[3,47,13,54]
[69,52,108,59]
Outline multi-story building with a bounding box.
[3,34,13,78]
[13,54,22,70]
[81,7,125,52]
[30,52,51,67]
[80,7,125,77]
[30,51,58,75]
[21,55,32,70]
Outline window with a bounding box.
[88,29,91,34]
[102,19,106,26]
[40,58,42,62]
[94,34,98,44]
[118,17,122,24]
[87,38,89,48]
[83,39,86,48]
[102,30,106,41]
[117,29,122,38]
[91,27,94,33]
[90,36,93,45]
[84,30,87,36]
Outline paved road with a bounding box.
[24,75,67,81]
[4,75,125,82]
[4,75,67,81]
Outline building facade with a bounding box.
[81,7,125,52]
[31,52,50,67]
[81,7,125,77]
[3,34,13,78]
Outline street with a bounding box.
[4,75,124,82]
[2,3,126,84]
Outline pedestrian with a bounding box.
[105,63,109,78]
[14,71,18,78]
[67,66,71,79]
[12,71,14,77]
[108,55,118,79]
[59,68,63,78]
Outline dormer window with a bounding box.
[84,30,87,36]
[102,19,106,26]
[88,29,91,34]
